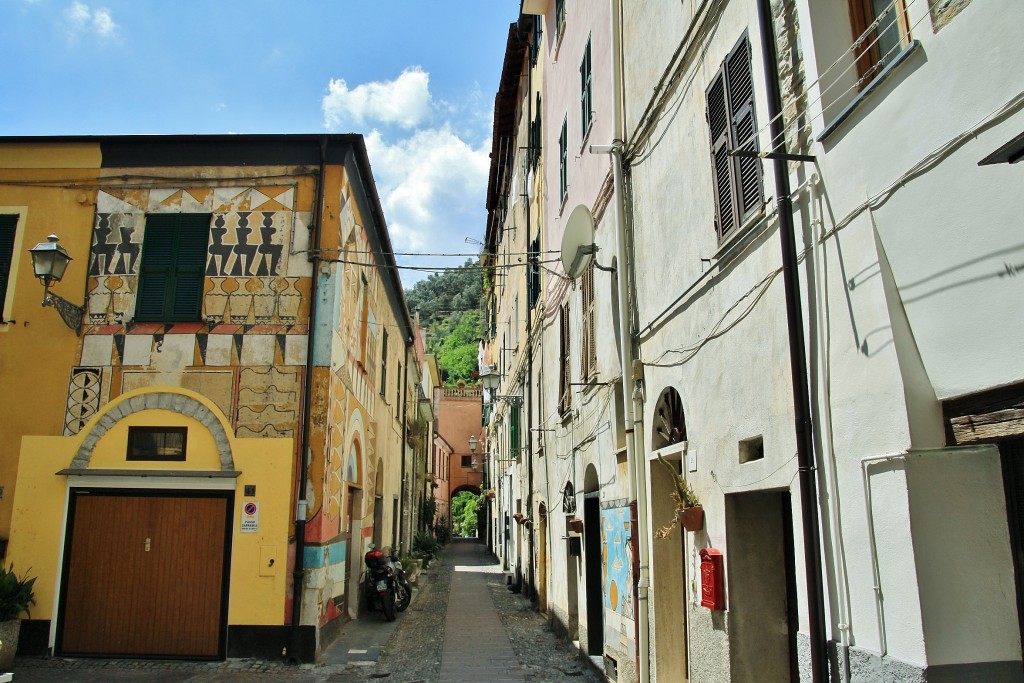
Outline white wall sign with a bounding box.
[241,501,259,533]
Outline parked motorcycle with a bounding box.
[363,547,412,621]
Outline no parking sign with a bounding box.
[241,501,259,533]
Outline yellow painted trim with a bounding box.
[0,144,101,169]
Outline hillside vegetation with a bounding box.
[405,259,485,385]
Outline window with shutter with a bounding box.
[559,118,569,204]
[580,262,596,380]
[0,214,18,320]
[559,302,571,416]
[510,402,521,460]
[580,38,593,140]
[527,235,541,310]
[848,0,910,82]
[135,214,210,322]
[706,34,763,241]
[380,329,388,396]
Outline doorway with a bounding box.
[583,493,604,656]
[58,489,232,658]
[346,487,363,618]
[725,490,798,682]
[650,453,687,681]
[566,515,580,640]
[1001,439,1024,646]
[538,502,549,611]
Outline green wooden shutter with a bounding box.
[136,214,210,322]
[171,215,210,320]
[0,215,18,317]
[510,402,521,460]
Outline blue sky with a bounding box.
[0,0,520,286]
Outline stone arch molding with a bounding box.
[71,391,235,471]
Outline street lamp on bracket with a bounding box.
[28,234,85,335]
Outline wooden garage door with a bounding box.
[59,491,231,658]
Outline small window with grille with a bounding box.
[127,426,187,461]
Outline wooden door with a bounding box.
[59,491,231,658]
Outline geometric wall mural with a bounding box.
[236,366,302,438]
[63,367,103,436]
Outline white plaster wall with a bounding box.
[905,446,1021,666]
[542,0,612,298]
[798,0,1024,400]
[620,0,941,675]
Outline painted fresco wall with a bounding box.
[602,504,636,662]
[301,179,406,626]
[67,184,314,442]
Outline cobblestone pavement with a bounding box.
[9,539,599,682]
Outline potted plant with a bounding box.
[0,564,36,669]
[655,454,703,537]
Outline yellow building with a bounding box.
[0,134,415,661]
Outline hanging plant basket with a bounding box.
[677,505,704,532]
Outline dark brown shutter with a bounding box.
[707,70,735,239]
[581,264,595,379]
[559,302,571,414]
[727,36,763,222]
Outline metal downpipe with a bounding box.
[290,137,327,656]
[756,1,829,679]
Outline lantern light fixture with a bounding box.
[28,234,84,335]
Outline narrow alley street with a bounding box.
[9,540,596,683]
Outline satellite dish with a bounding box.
[560,204,597,279]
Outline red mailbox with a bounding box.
[699,548,724,610]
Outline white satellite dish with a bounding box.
[560,204,597,279]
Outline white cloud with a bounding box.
[64,1,118,39]
[322,68,490,285]
[364,126,489,280]
[322,67,431,130]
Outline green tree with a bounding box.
[450,491,480,537]
[405,260,485,385]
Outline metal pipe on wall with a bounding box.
[755,0,829,679]
[290,137,328,655]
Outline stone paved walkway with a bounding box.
[9,539,596,682]
[439,541,525,682]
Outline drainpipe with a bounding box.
[591,1,652,680]
[756,1,828,680]
[290,137,327,652]
[400,350,410,554]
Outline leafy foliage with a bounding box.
[405,260,485,385]
[0,564,35,621]
[451,491,481,537]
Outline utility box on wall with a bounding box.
[700,548,724,610]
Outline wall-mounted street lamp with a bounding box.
[28,234,84,335]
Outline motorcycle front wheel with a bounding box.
[396,582,412,612]
[382,588,397,621]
